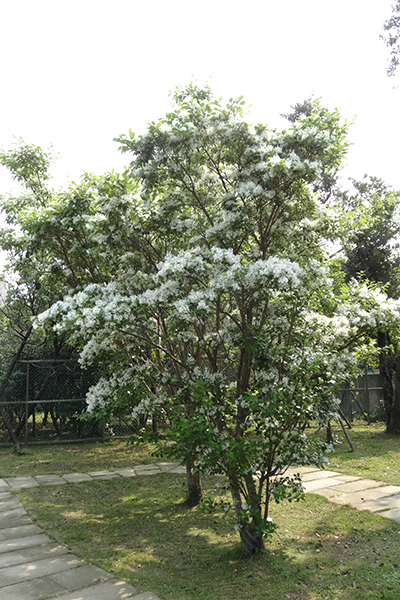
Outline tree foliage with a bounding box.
[6,85,400,555]
[381,0,400,77]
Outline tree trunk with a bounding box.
[240,523,265,557]
[0,325,33,449]
[378,331,394,431]
[390,355,400,433]
[230,476,266,556]
[185,457,202,506]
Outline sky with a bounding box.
[0,0,399,197]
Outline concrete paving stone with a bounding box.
[20,542,69,561]
[286,466,321,476]
[34,474,67,486]
[0,515,31,531]
[0,575,65,600]
[313,487,346,499]
[87,470,121,479]
[48,577,139,600]
[376,507,400,522]
[0,507,30,529]
[63,473,93,483]
[164,466,186,474]
[0,550,27,569]
[113,468,137,477]
[5,477,39,490]
[0,498,23,512]
[0,553,83,587]
[0,534,50,555]
[336,486,400,508]
[301,470,341,482]
[50,563,111,591]
[0,479,10,491]
[1,524,42,539]
[354,494,400,513]
[327,474,361,483]
[303,478,347,492]
[327,479,384,495]
[0,531,5,541]
[0,491,13,500]
[134,465,160,473]
[156,462,180,471]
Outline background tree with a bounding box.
[381,0,400,77]
[340,176,400,431]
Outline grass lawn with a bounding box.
[6,421,400,599]
[323,421,400,486]
[0,439,155,478]
[18,473,400,600]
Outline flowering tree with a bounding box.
[36,85,400,555]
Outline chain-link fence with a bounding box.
[0,360,140,446]
[340,371,385,423]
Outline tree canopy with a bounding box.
[4,85,400,555]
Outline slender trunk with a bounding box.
[0,326,33,449]
[390,356,400,433]
[185,456,202,506]
[378,331,394,431]
[229,475,265,556]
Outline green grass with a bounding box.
[7,421,400,599]
[0,439,156,478]
[19,473,400,600]
[324,421,400,486]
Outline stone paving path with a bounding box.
[2,462,400,600]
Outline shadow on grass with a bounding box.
[19,474,400,600]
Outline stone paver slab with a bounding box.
[0,553,83,587]
[301,470,341,482]
[113,468,137,477]
[327,479,383,494]
[0,575,64,600]
[286,467,321,476]
[133,593,164,600]
[0,515,31,531]
[303,478,347,492]
[0,507,27,527]
[0,498,23,512]
[63,472,93,483]
[0,479,10,492]
[338,486,400,508]
[0,532,5,541]
[355,494,400,513]
[87,470,120,479]
[156,462,180,471]
[5,477,39,490]
[376,507,400,522]
[50,563,111,591]
[20,542,69,561]
[1,524,42,539]
[0,491,13,500]
[0,534,50,555]
[34,474,67,486]
[162,466,186,474]
[313,487,347,499]
[327,474,361,483]
[0,549,27,569]
[134,465,160,473]
[49,577,138,600]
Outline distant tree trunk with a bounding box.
[378,331,395,431]
[0,325,33,449]
[390,355,400,433]
[185,456,202,506]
